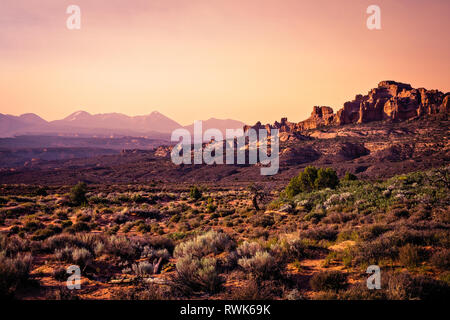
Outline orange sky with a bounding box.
[1,0,449,125]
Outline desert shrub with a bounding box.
[218,208,235,217]
[352,237,398,266]
[108,225,120,235]
[338,281,386,300]
[52,267,68,281]
[121,221,134,233]
[323,212,356,224]
[384,272,450,300]
[72,248,92,269]
[54,246,73,260]
[0,252,33,298]
[66,222,90,233]
[76,213,92,222]
[303,210,326,222]
[130,208,160,219]
[336,230,359,242]
[310,271,347,292]
[251,214,275,228]
[359,224,390,241]
[430,249,450,269]
[175,256,223,293]
[114,213,129,224]
[0,235,31,255]
[169,214,181,224]
[55,246,92,269]
[31,225,62,241]
[135,222,151,233]
[104,236,137,260]
[238,251,277,281]
[227,280,276,300]
[174,231,234,259]
[23,219,43,232]
[173,231,233,293]
[392,208,410,218]
[132,260,162,276]
[288,239,316,260]
[44,234,90,252]
[189,186,202,201]
[206,200,217,213]
[88,196,112,205]
[69,182,88,206]
[236,241,262,258]
[398,244,422,268]
[385,228,439,247]
[146,236,174,253]
[302,227,338,241]
[54,209,68,220]
[141,247,170,262]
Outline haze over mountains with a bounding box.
[0,111,245,138]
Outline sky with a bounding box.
[0,0,449,125]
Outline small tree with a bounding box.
[298,166,318,192]
[189,186,202,201]
[247,183,265,211]
[70,182,88,206]
[284,166,339,198]
[315,168,339,189]
[285,176,302,198]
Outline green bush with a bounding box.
[67,222,90,233]
[189,186,202,201]
[310,271,347,292]
[70,182,88,206]
[285,166,339,197]
[315,168,339,190]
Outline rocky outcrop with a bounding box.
[243,117,297,134]
[297,106,335,130]
[245,81,449,133]
[334,81,448,125]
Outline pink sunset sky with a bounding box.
[1,0,449,125]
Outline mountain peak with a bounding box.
[64,110,92,121]
[19,113,47,124]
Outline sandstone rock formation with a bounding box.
[245,81,449,133]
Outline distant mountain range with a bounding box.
[0,111,245,138]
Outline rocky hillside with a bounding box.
[245,81,449,132]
